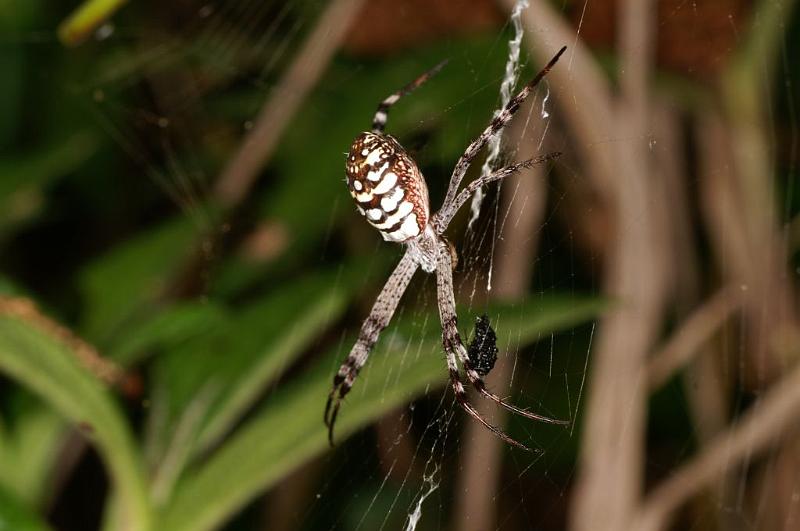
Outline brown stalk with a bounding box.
[265,460,323,531]
[634,2,799,526]
[571,1,668,530]
[506,2,667,529]
[651,101,736,530]
[647,285,742,392]
[712,4,800,520]
[213,0,368,209]
[633,356,800,531]
[697,105,777,381]
[0,296,122,386]
[501,3,799,531]
[374,407,418,483]
[219,2,370,528]
[717,0,798,386]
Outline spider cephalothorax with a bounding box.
[325,47,569,451]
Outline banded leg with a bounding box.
[325,249,419,445]
[435,242,569,430]
[434,152,561,230]
[444,345,533,452]
[436,46,567,231]
[371,60,448,134]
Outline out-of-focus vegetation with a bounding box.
[0,1,607,530]
[2,1,799,530]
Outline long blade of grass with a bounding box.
[142,272,352,506]
[57,0,128,46]
[0,406,65,505]
[0,483,52,531]
[0,302,151,531]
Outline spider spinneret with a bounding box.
[325,46,570,451]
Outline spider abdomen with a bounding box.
[346,132,430,243]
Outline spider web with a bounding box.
[309,4,591,529]
[4,1,799,530]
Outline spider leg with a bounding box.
[435,241,569,430]
[325,249,419,446]
[435,46,566,232]
[435,243,552,451]
[463,370,570,426]
[372,59,448,134]
[447,364,535,452]
[435,152,561,230]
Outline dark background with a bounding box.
[0,1,798,530]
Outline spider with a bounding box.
[325,46,568,451]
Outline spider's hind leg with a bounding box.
[457,315,568,426]
[435,241,569,441]
[444,347,535,452]
[463,358,570,426]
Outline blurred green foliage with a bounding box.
[0,2,608,530]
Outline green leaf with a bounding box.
[58,0,129,46]
[143,270,351,504]
[160,295,608,531]
[78,216,198,343]
[0,132,97,197]
[0,132,98,233]
[108,301,230,366]
[0,483,51,531]
[193,274,349,453]
[0,309,152,530]
[0,405,65,506]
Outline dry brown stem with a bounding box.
[0,296,122,385]
[651,101,736,530]
[213,0,368,209]
[504,3,798,531]
[266,459,323,531]
[647,285,743,391]
[634,358,800,531]
[570,1,668,529]
[716,0,799,385]
[716,5,800,520]
[696,104,795,388]
[509,2,667,529]
[510,3,667,530]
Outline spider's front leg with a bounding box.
[433,153,561,230]
[325,249,419,446]
[435,45,566,230]
[434,242,568,450]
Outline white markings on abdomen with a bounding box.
[346,132,430,243]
